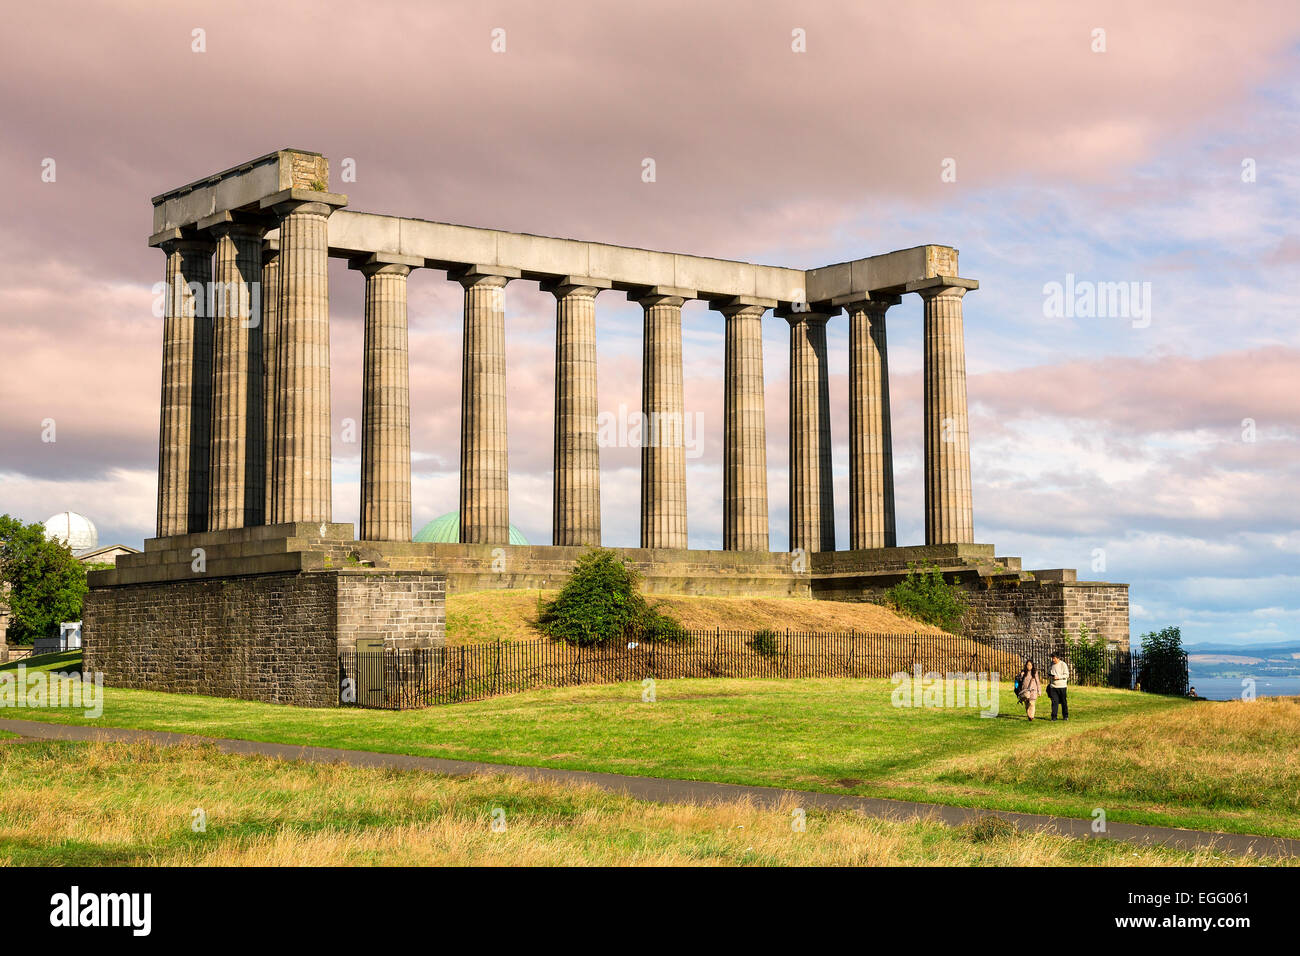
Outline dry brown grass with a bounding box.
[0,740,1278,866]
[928,696,1300,833]
[447,589,943,645]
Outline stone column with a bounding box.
[205,219,265,531]
[260,240,280,523]
[847,296,899,549]
[920,282,975,544]
[548,280,605,547]
[358,258,414,541]
[458,270,512,544]
[784,309,836,553]
[638,291,688,550]
[720,301,769,551]
[264,193,343,525]
[155,235,215,537]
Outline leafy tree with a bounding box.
[884,562,966,633]
[538,549,685,646]
[1137,625,1189,696]
[0,515,88,644]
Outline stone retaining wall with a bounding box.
[83,569,445,707]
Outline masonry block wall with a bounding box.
[962,580,1129,649]
[1062,582,1130,648]
[84,568,446,707]
[335,571,446,651]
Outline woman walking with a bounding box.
[1016,659,1041,721]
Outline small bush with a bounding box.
[1062,624,1109,685]
[749,628,779,657]
[538,549,685,646]
[884,563,966,633]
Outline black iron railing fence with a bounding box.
[339,628,1180,710]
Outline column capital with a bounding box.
[349,252,421,278]
[713,295,774,319]
[628,284,695,308]
[258,187,348,219]
[156,234,215,257]
[197,210,272,239]
[776,305,838,325]
[541,275,611,299]
[838,294,902,315]
[451,265,518,288]
[907,275,979,299]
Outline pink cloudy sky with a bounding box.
[2,0,1298,647]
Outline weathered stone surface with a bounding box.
[359,262,413,541]
[550,283,602,546]
[847,298,897,549]
[84,568,446,707]
[639,293,688,549]
[156,236,215,537]
[268,197,340,524]
[207,221,266,531]
[720,302,769,551]
[458,271,511,544]
[921,284,974,544]
[785,310,835,553]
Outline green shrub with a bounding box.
[884,563,966,633]
[642,605,688,644]
[749,628,779,657]
[538,549,685,646]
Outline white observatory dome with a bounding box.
[42,512,99,553]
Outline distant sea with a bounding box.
[1186,675,1300,701]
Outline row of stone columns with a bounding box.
[156,219,974,551]
[155,195,342,539]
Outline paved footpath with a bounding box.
[2,717,1295,859]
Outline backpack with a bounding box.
[1013,674,1023,695]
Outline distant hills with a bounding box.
[1184,640,1300,679]
[1185,640,1300,657]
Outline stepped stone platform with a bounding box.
[86,526,1128,708]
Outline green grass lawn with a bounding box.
[4,664,1296,840]
[3,738,1272,866]
[0,650,81,674]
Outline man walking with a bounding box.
[1048,651,1069,720]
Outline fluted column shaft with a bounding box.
[639,293,688,549]
[270,200,335,524]
[360,263,413,541]
[261,244,280,523]
[786,311,835,553]
[208,222,265,530]
[551,284,602,546]
[848,298,897,549]
[156,237,215,537]
[922,286,974,543]
[721,303,769,551]
[459,273,511,544]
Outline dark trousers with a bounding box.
[1048,685,1068,719]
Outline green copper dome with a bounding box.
[414,511,529,545]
